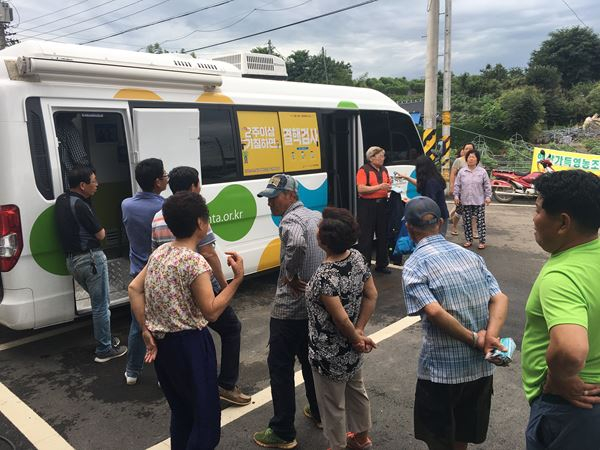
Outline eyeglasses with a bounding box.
[159,173,169,179]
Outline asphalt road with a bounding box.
[0,201,547,450]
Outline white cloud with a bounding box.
[8,0,600,78]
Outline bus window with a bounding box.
[359,110,422,165]
[26,98,54,200]
[387,111,422,165]
[199,108,238,184]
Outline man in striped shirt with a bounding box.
[253,174,324,449]
[401,196,509,450]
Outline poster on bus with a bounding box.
[531,147,600,175]
[278,112,321,172]
[237,111,284,176]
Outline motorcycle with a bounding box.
[491,159,553,203]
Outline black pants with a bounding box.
[208,305,241,391]
[267,318,321,441]
[154,328,220,450]
[357,197,389,268]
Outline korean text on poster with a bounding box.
[237,111,284,176]
[531,147,600,175]
[279,112,321,172]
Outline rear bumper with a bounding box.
[0,287,34,330]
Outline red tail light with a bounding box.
[0,205,23,272]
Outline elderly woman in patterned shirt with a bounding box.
[453,149,493,250]
[128,191,244,450]
[306,207,378,450]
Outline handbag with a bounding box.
[393,218,415,256]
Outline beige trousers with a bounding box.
[312,367,372,450]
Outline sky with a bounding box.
[7,0,600,79]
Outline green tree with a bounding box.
[530,26,600,88]
[526,65,562,91]
[586,82,600,114]
[286,49,352,85]
[250,40,283,58]
[494,87,546,139]
[146,43,169,54]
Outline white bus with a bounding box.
[0,40,422,330]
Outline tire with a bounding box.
[493,185,515,203]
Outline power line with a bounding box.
[32,0,171,41]
[158,0,311,47]
[18,0,92,26]
[560,0,588,28]
[16,0,119,33]
[24,0,147,39]
[82,0,235,44]
[185,0,378,52]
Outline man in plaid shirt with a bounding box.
[401,196,509,450]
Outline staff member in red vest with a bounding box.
[356,146,392,274]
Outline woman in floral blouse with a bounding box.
[306,207,378,450]
[128,192,244,450]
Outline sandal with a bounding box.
[478,243,486,250]
[450,230,459,236]
[473,235,480,239]
[463,242,472,248]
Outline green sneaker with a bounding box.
[253,427,297,449]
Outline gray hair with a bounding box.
[366,146,385,160]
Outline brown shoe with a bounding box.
[219,385,251,406]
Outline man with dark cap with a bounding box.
[253,174,323,449]
[401,196,509,450]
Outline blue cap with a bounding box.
[257,174,299,198]
[405,196,441,227]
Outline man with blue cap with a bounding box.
[401,196,509,450]
[253,174,324,449]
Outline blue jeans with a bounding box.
[66,250,112,355]
[126,272,146,378]
[526,393,600,450]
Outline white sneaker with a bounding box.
[124,372,138,385]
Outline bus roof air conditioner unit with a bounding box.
[211,52,287,80]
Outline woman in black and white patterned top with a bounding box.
[306,207,378,450]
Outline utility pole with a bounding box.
[441,0,452,179]
[423,0,439,161]
[321,47,329,84]
[0,1,13,50]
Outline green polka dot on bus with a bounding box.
[30,205,69,276]
[207,184,257,241]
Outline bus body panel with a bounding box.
[0,41,422,330]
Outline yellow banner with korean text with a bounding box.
[278,112,321,172]
[531,147,600,175]
[238,111,284,176]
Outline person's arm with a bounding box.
[538,271,600,407]
[399,174,417,186]
[191,252,244,322]
[422,302,487,349]
[483,292,508,354]
[76,200,105,241]
[449,162,458,196]
[128,266,157,362]
[453,170,462,204]
[198,243,227,289]
[281,220,308,292]
[483,170,493,205]
[545,324,600,408]
[355,276,377,332]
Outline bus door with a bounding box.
[42,102,134,316]
[131,108,201,195]
[325,111,360,214]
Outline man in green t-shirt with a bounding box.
[522,170,600,450]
